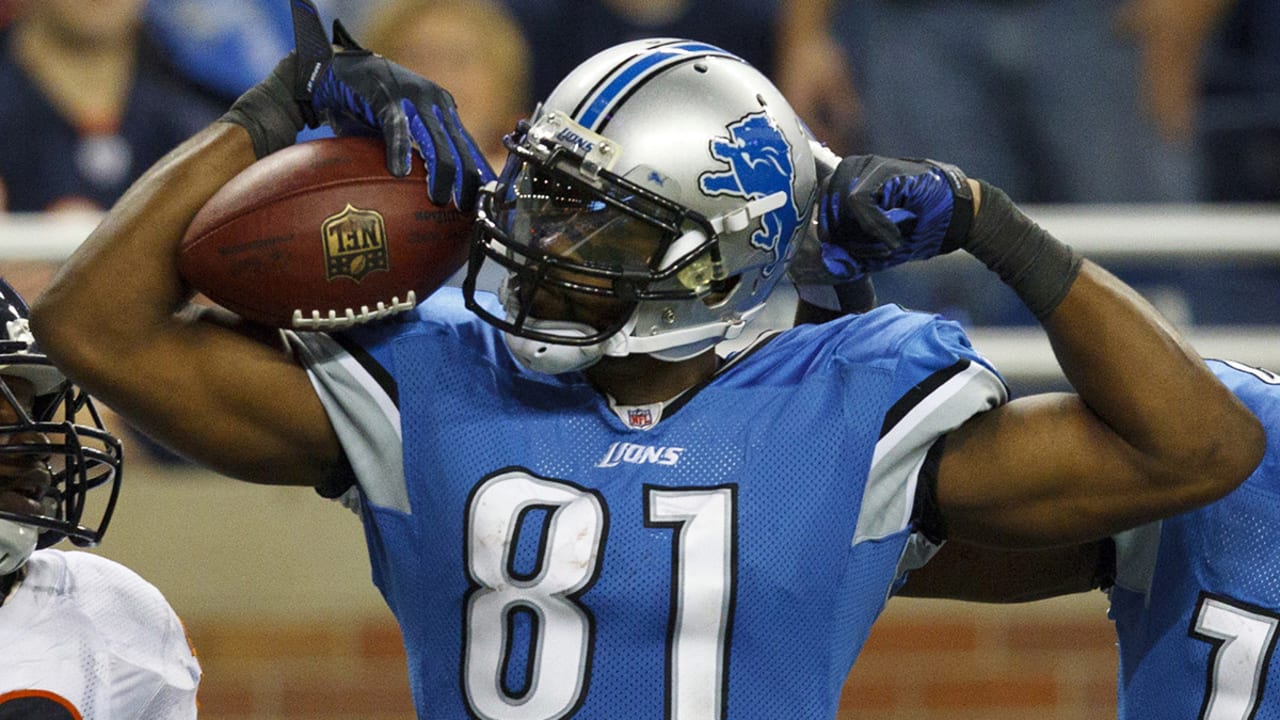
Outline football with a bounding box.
[179,136,473,330]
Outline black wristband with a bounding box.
[963,181,1083,320]
[218,54,307,159]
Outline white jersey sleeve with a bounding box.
[0,550,201,719]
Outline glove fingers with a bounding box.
[290,0,332,101]
[404,99,455,206]
[882,207,918,234]
[828,154,903,256]
[449,106,495,184]
[432,105,470,210]
[819,243,866,281]
[377,102,413,177]
[848,198,904,254]
[828,154,872,195]
[439,105,494,212]
[330,18,365,51]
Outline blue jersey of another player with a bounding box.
[1111,359,1280,720]
[289,288,1005,720]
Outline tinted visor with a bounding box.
[464,139,720,346]
[497,162,674,277]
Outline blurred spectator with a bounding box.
[775,0,861,155]
[1199,0,1280,201]
[780,0,1209,204]
[0,0,224,213]
[360,0,531,170]
[141,0,375,107]
[1116,0,1234,153]
[777,0,1262,328]
[0,0,18,29]
[503,0,780,106]
[142,0,291,105]
[0,0,224,463]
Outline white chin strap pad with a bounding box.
[504,301,770,373]
[503,318,626,375]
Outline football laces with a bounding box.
[290,291,418,330]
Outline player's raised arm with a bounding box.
[32,123,340,486]
[814,154,1265,546]
[895,539,1109,603]
[31,5,487,486]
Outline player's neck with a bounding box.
[585,350,719,406]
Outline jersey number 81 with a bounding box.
[463,469,737,720]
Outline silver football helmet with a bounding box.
[0,279,122,575]
[464,38,818,373]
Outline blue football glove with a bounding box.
[290,0,492,210]
[816,155,974,279]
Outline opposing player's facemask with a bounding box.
[463,38,818,374]
[0,279,122,575]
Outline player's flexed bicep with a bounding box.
[32,1,488,487]
[30,123,343,487]
[930,262,1262,548]
[815,153,1262,548]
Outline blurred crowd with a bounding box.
[1,0,1276,213]
[0,0,1275,341]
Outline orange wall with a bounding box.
[182,595,1117,720]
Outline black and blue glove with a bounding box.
[220,0,492,211]
[816,155,974,280]
[814,152,1081,320]
[292,0,492,209]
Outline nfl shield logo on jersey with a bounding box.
[627,408,654,429]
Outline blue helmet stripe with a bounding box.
[577,41,739,129]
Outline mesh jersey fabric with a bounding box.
[289,287,1006,719]
[0,549,200,719]
[1111,359,1280,719]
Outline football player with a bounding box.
[0,278,200,718]
[895,359,1280,719]
[30,4,1263,719]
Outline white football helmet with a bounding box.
[463,38,818,373]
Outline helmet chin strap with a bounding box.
[608,302,766,361]
[504,302,767,374]
[0,518,38,576]
[503,318,625,375]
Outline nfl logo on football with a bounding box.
[322,203,390,282]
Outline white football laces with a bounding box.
[290,291,418,331]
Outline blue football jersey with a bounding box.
[288,288,1005,720]
[1111,359,1280,720]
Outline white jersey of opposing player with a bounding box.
[0,549,200,719]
